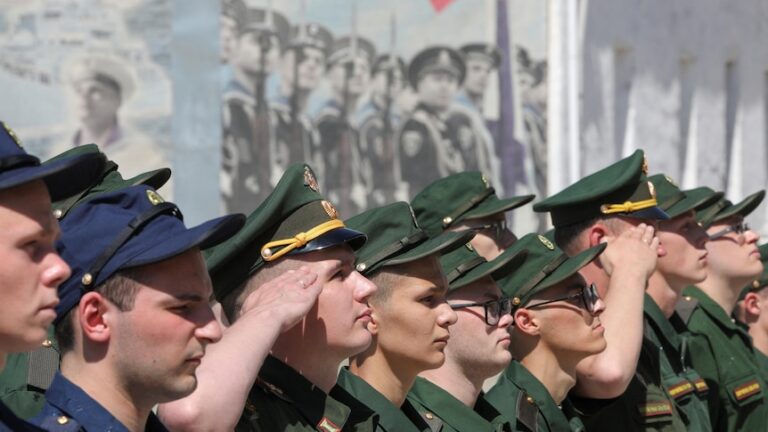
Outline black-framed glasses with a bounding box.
[708,222,750,241]
[462,219,509,240]
[525,283,600,315]
[450,298,512,326]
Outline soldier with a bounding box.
[315,35,376,215]
[398,46,485,196]
[678,188,768,431]
[28,185,243,431]
[532,150,663,400]
[562,175,717,430]
[486,233,607,431]
[735,243,768,376]
[270,24,332,186]
[355,54,407,207]
[336,202,474,431]
[0,144,170,420]
[160,164,379,431]
[0,121,104,430]
[411,171,534,260]
[221,5,290,213]
[406,240,526,431]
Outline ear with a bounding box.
[744,292,762,317]
[78,292,113,344]
[587,224,609,248]
[513,308,540,336]
[366,308,380,335]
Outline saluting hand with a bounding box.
[598,222,659,279]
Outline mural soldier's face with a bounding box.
[417,71,459,109]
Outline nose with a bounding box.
[352,272,377,304]
[43,251,72,289]
[437,301,458,327]
[592,297,606,317]
[196,306,223,344]
[745,229,760,244]
[497,309,514,329]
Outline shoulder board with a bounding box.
[675,297,699,324]
[254,377,292,403]
[515,392,538,432]
[419,411,444,432]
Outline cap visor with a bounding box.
[716,190,766,222]
[450,246,528,290]
[291,227,368,256]
[623,206,670,221]
[463,194,536,221]
[0,152,105,201]
[536,243,607,291]
[126,167,172,190]
[385,230,476,268]
[667,190,724,219]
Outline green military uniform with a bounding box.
[0,144,170,419]
[207,164,377,432]
[336,368,428,432]
[679,188,768,432]
[486,233,606,432]
[407,377,511,432]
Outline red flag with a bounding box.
[430,0,455,13]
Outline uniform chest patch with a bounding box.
[693,378,709,394]
[666,380,694,399]
[733,380,761,401]
[637,401,673,417]
[317,417,341,432]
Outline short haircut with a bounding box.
[55,269,139,353]
[554,216,624,255]
[367,257,442,307]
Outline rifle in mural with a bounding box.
[336,0,357,214]
[381,10,397,201]
[290,0,306,171]
[251,0,273,199]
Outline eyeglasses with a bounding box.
[462,219,509,240]
[450,298,513,326]
[708,222,750,241]
[525,283,600,315]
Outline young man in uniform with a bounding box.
[532,150,663,400]
[411,171,534,260]
[406,239,526,431]
[0,144,170,419]
[160,164,379,431]
[678,188,768,431]
[31,185,244,430]
[735,243,768,375]
[0,121,104,430]
[487,233,607,431]
[336,202,473,431]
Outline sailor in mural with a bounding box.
[314,35,376,216]
[221,4,289,213]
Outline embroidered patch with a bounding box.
[321,200,338,219]
[317,417,341,432]
[734,380,761,401]
[693,378,709,393]
[666,380,694,399]
[637,401,673,417]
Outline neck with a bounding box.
[518,347,577,405]
[80,118,117,146]
[60,355,150,432]
[349,343,419,406]
[233,68,258,94]
[271,337,344,393]
[698,272,747,315]
[418,356,485,407]
[332,91,359,118]
[646,272,680,318]
[467,91,483,109]
[280,83,310,112]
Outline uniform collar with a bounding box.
[256,356,355,430]
[407,376,509,431]
[643,293,683,352]
[44,373,166,431]
[336,368,426,432]
[683,285,744,334]
[501,361,571,431]
[0,401,45,431]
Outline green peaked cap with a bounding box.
[411,171,534,237]
[346,201,474,275]
[533,150,669,227]
[206,163,366,301]
[44,144,171,220]
[647,174,723,219]
[496,232,606,308]
[439,242,527,291]
[695,188,765,228]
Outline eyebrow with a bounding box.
[173,293,208,302]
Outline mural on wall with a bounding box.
[0,0,173,195]
[218,0,549,230]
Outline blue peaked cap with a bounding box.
[54,185,245,323]
[0,121,105,200]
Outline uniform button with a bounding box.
[42,339,53,348]
[684,296,692,301]
[53,209,63,219]
[526,396,535,404]
[57,416,69,425]
[425,412,434,420]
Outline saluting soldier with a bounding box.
[678,188,768,432]
[355,54,407,207]
[270,24,332,187]
[411,171,534,260]
[221,5,290,213]
[315,35,376,215]
[336,202,473,431]
[405,241,526,432]
[0,121,104,431]
[735,243,768,379]
[29,186,243,431]
[487,233,607,431]
[532,150,663,404]
[398,46,484,197]
[0,144,170,420]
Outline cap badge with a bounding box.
[641,157,649,175]
[664,175,678,187]
[304,166,319,192]
[647,181,656,199]
[481,174,490,189]
[321,200,339,219]
[2,123,22,148]
[538,235,555,250]
[438,50,451,67]
[146,189,165,205]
